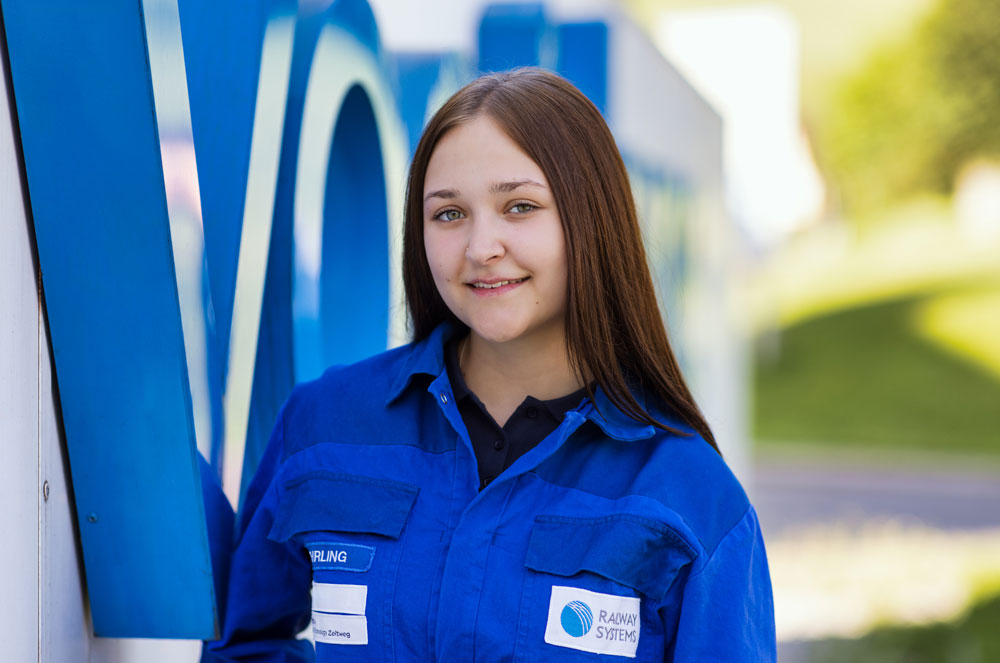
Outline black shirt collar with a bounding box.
[444,337,588,419]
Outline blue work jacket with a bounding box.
[205,323,775,662]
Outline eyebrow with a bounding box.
[490,179,546,194]
[423,179,546,203]
[423,188,460,203]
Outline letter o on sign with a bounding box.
[292,23,407,381]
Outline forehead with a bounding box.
[423,116,548,192]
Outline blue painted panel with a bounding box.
[556,21,608,116]
[177,0,267,364]
[1,1,217,638]
[326,0,382,56]
[242,0,401,495]
[176,0,275,472]
[478,3,549,72]
[320,85,389,365]
[394,52,470,153]
[200,455,235,624]
[236,6,325,504]
[290,2,405,384]
[242,246,295,508]
[395,54,447,152]
[174,0,299,506]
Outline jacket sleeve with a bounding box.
[670,506,776,663]
[202,409,315,663]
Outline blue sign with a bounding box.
[1,0,691,639]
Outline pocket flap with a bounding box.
[525,514,697,601]
[268,471,419,542]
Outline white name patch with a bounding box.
[311,583,368,646]
[311,612,368,645]
[544,585,641,658]
[312,582,367,615]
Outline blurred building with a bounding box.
[0,0,747,659]
[655,6,825,250]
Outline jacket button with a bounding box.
[526,406,539,419]
[439,392,449,404]
[493,439,505,450]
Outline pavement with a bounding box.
[749,449,1000,663]
[752,452,1000,539]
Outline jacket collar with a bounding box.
[386,322,656,442]
[582,386,656,442]
[385,321,462,405]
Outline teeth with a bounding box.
[472,278,526,289]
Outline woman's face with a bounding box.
[422,115,568,350]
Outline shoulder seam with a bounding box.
[685,504,755,581]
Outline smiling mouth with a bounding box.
[469,277,529,289]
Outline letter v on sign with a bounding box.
[219,7,296,507]
[118,0,297,507]
[1,0,293,636]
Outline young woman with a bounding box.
[207,68,775,662]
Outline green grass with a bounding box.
[754,289,1000,455]
[808,592,1000,662]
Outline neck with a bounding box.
[459,330,584,426]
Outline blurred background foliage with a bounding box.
[810,593,1000,662]
[629,0,1000,660]
[628,0,1000,456]
[629,0,1000,222]
[822,0,1000,219]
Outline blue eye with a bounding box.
[434,209,464,222]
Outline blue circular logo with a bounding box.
[560,600,594,637]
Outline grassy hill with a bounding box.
[754,285,1000,456]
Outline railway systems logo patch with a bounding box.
[560,600,594,637]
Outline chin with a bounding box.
[465,319,529,345]
[469,327,524,345]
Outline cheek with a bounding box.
[544,229,569,310]
[423,228,459,287]
[541,225,569,284]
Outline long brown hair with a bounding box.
[402,67,718,452]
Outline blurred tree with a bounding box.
[926,0,1000,168]
[821,0,1000,221]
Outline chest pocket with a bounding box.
[268,471,419,663]
[514,514,696,662]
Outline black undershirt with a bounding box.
[445,338,588,491]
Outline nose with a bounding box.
[464,215,505,265]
